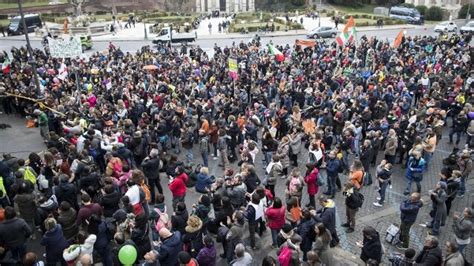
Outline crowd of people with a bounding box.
[0,29,472,266]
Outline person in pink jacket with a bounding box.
[304,163,320,208]
[265,197,286,248]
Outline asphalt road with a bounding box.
[0,26,439,57]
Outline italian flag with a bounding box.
[336,16,356,46]
[1,58,10,74]
[268,44,285,62]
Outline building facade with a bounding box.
[196,0,255,13]
[404,0,462,19]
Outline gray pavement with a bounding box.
[1,111,473,264]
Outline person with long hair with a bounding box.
[265,197,286,249]
[313,223,333,265]
[356,226,382,265]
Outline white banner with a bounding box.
[47,37,82,58]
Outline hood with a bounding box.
[163,231,182,247]
[323,199,335,208]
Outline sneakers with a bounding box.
[346,228,355,233]
[341,223,350,228]
[376,197,381,201]
[213,157,218,160]
[373,202,383,207]
[389,185,393,189]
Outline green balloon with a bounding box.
[118,244,137,265]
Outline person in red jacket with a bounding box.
[168,166,188,210]
[265,197,286,248]
[304,163,319,208]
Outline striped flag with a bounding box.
[268,44,285,62]
[336,16,356,46]
[393,29,404,48]
[1,58,10,74]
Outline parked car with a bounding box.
[7,14,42,35]
[434,21,458,32]
[389,6,423,24]
[307,26,337,39]
[460,21,474,34]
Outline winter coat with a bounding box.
[267,162,283,186]
[157,231,183,266]
[316,200,336,235]
[195,173,214,193]
[141,157,160,180]
[289,133,304,155]
[415,245,443,266]
[277,142,290,168]
[183,230,204,255]
[0,217,32,248]
[384,136,398,156]
[406,156,425,181]
[360,232,383,263]
[54,180,78,209]
[14,192,36,221]
[453,216,472,241]
[360,145,373,171]
[171,209,189,235]
[57,208,78,240]
[225,183,247,208]
[63,234,97,265]
[41,224,69,263]
[169,176,187,197]
[297,217,316,252]
[265,206,286,230]
[431,189,447,224]
[444,252,465,266]
[345,190,362,210]
[100,191,121,217]
[326,158,340,177]
[313,230,334,265]
[304,168,319,196]
[244,172,260,194]
[400,199,423,224]
[196,244,217,266]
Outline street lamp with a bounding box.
[17,0,41,97]
[144,12,148,40]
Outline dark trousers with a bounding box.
[148,178,163,204]
[96,245,113,266]
[346,207,357,229]
[399,221,413,248]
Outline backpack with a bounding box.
[337,159,344,174]
[140,182,151,203]
[352,191,365,208]
[154,208,171,232]
[278,246,293,266]
[385,224,400,245]
[289,177,302,194]
[24,166,37,185]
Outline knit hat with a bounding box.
[185,215,203,233]
[438,181,447,190]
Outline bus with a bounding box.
[389,6,423,25]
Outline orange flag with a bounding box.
[342,16,354,33]
[295,39,316,47]
[393,29,404,48]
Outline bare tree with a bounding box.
[70,0,83,17]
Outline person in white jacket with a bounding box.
[63,233,97,266]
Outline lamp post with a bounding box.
[144,12,148,40]
[18,0,41,97]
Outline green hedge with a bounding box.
[425,6,443,21]
[416,5,428,16]
[458,4,474,19]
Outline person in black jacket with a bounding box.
[314,196,339,247]
[296,209,316,261]
[100,184,121,217]
[397,192,423,249]
[449,111,468,145]
[242,164,260,194]
[341,182,362,233]
[171,202,189,236]
[0,206,32,262]
[54,174,79,210]
[415,235,443,266]
[141,149,162,204]
[357,226,382,265]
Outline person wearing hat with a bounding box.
[40,217,69,266]
[33,109,49,142]
[426,181,447,236]
[182,215,204,257]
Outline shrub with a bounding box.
[426,6,443,21]
[399,3,415,8]
[458,4,474,19]
[415,5,428,16]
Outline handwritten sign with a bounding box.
[48,37,83,58]
[228,58,238,80]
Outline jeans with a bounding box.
[405,177,421,194]
[458,243,467,255]
[96,245,113,266]
[185,148,193,164]
[378,181,389,204]
[354,138,361,157]
[148,178,163,204]
[264,151,272,166]
[271,229,279,246]
[308,194,316,207]
[399,221,413,248]
[423,152,433,166]
[449,129,462,144]
[172,195,185,210]
[327,175,337,196]
[430,215,441,235]
[201,151,208,167]
[458,176,466,195]
[249,221,258,248]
